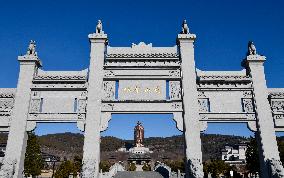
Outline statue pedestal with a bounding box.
[129,146,152,154]
[128,147,152,165]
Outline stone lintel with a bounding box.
[18,55,42,67]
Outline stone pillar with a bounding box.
[243,54,284,178]
[177,33,204,178]
[0,49,41,177]
[81,32,107,178]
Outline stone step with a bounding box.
[114,171,164,178]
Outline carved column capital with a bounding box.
[242,54,266,69]
[88,33,108,44]
[176,33,196,45]
[18,54,42,67]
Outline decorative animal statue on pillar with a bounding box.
[181,20,189,34]
[26,40,37,56]
[248,41,257,55]
[96,20,103,34]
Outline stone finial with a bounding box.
[96,20,103,34]
[181,19,189,34]
[131,42,152,48]
[26,40,37,56]
[248,41,257,56]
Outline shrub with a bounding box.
[142,163,151,171]
[128,162,136,171]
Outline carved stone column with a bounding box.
[177,33,204,178]
[243,54,284,178]
[81,32,107,178]
[0,52,41,177]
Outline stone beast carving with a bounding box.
[181,20,189,34]
[26,40,37,56]
[248,41,257,55]
[96,20,103,34]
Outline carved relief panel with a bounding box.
[0,98,14,112]
[168,70,181,77]
[241,98,255,113]
[29,91,41,113]
[271,100,284,113]
[103,81,115,100]
[29,99,41,113]
[78,99,87,113]
[271,99,284,123]
[169,81,181,100]
[242,91,253,98]
[198,98,210,112]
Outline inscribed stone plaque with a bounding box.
[118,80,166,100]
[42,97,75,113]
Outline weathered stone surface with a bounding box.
[114,171,163,178]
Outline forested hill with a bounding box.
[0,132,249,161]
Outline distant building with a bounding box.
[117,147,127,152]
[128,153,151,165]
[221,143,247,165]
[0,142,60,169]
[41,152,60,168]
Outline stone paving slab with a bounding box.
[114,171,164,178]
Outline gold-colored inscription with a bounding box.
[144,88,151,93]
[123,86,162,95]
[123,87,132,92]
[134,86,140,93]
[154,86,161,94]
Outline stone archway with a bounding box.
[0,20,284,178]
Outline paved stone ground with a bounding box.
[114,171,164,178]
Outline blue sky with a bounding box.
[0,0,284,139]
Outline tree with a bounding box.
[54,160,76,178]
[245,136,260,175]
[73,155,82,174]
[24,132,44,178]
[142,163,151,171]
[99,160,111,172]
[203,159,231,178]
[128,162,136,171]
[164,159,185,173]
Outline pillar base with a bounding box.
[187,157,204,178]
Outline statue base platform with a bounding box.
[129,146,152,154]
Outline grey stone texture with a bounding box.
[0,20,284,178]
[114,171,163,178]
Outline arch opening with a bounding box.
[100,113,185,174]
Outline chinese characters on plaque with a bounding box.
[123,86,161,94]
[118,80,166,100]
